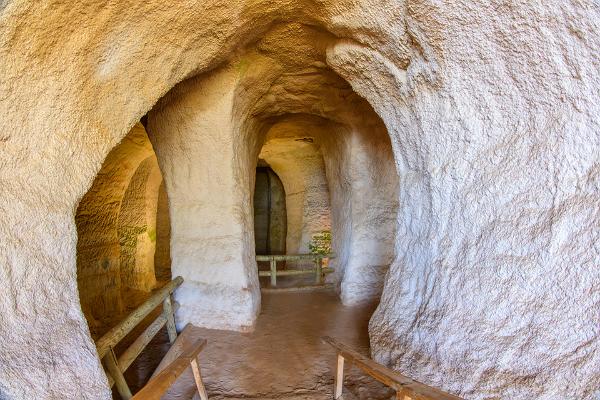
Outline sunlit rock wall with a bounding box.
[320,123,399,305]
[154,181,172,282]
[147,67,261,332]
[326,2,600,399]
[74,123,156,332]
[0,0,598,399]
[117,155,161,293]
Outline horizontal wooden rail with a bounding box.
[106,303,180,387]
[258,269,335,277]
[322,336,463,400]
[256,254,334,261]
[131,338,208,400]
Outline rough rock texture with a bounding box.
[146,23,397,330]
[0,1,599,399]
[147,66,262,332]
[324,4,600,400]
[117,154,161,293]
[154,181,172,282]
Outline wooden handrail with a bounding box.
[96,277,184,399]
[256,254,334,261]
[131,338,208,400]
[96,276,183,358]
[321,336,463,400]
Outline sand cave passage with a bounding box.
[2,3,597,399]
[73,23,399,398]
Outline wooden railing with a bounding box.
[96,276,184,399]
[322,336,463,400]
[256,254,334,286]
[131,338,208,400]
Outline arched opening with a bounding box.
[145,22,400,329]
[2,2,593,399]
[75,123,172,338]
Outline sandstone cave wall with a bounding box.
[319,120,399,305]
[147,66,262,332]
[154,181,172,282]
[117,155,161,293]
[0,1,598,399]
[74,123,157,333]
[325,4,600,399]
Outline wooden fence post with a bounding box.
[270,258,277,286]
[103,347,132,399]
[163,295,178,344]
[396,389,413,400]
[191,357,209,400]
[334,353,344,399]
[315,257,323,284]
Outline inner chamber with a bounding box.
[75,22,399,338]
[72,29,400,399]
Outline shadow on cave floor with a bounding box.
[121,290,393,399]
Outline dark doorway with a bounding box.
[254,166,287,255]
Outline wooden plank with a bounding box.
[96,277,184,358]
[103,348,132,399]
[321,337,463,400]
[131,339,207,400]
[191,357,209,400]
[163,295,178,344]
[150,324,203,378]
[259,268,335,277]
[256,253,335,262]
[334,354,344,399]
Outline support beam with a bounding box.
[270,259,277,286]
[103,348,132,400]
[163,295,178,343]
[334,354,344,399]
[191,357,209,400]
[316,257,323,284]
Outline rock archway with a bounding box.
[75,123,169,337]
[0,1,598,399]
[146,22,399,329]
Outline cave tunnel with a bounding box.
[1,2,597,400]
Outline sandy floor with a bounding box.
[122,289,393,399]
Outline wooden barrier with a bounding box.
[321,336,463,400]
[95,277,184,399]
[256,254,334,286]
[131,338,208,400]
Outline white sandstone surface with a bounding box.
[0,1,598,399]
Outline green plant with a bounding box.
[308,230,332,256]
